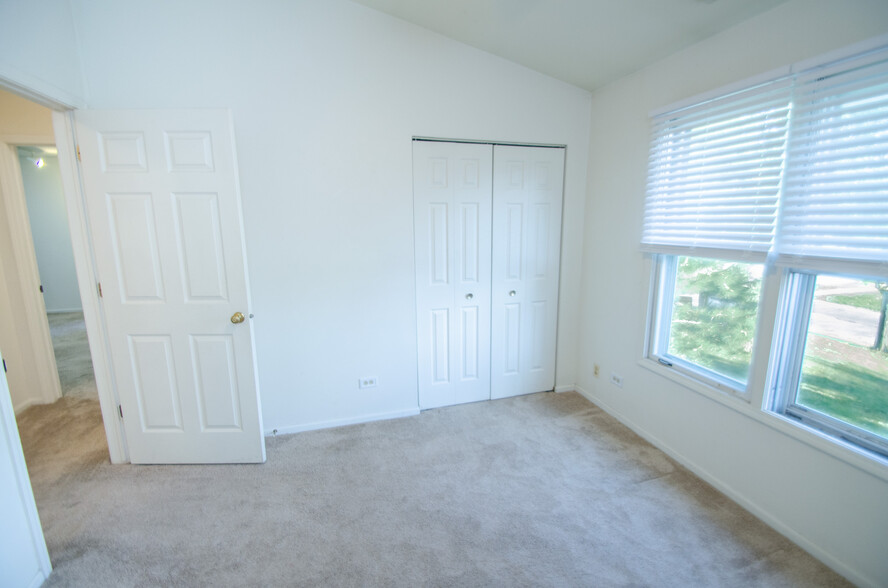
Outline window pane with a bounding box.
[667,256,763,384]
[797,276,888,440]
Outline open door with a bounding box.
[0,351,52,587]
[74,109,264,464]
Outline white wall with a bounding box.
[577,1,888,586]
[17,152,81,312]
[0,0,85,107]
[66,0,592,433]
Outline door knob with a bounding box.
[230,312,246,324]
[465,293,473,300]
[509,290,517,297]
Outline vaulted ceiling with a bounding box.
[350,0,788,92]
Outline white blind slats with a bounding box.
[649,184,782,201]
[647,153,785,183]
[783,171,888,187]
[781,217,888,229]
[783,146,888,169]
[790,96,888,127]
[779,49,888,271]
[781,191,888,206]
[651,110,790,149]
[649,137,786,171]
[642,77,790,259]
[644,43,888,274]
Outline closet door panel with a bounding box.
[414,141,492,409]
[491,146,565,399]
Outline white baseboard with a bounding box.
[554,384,575,393]
[265,407,420,437]
[13,397,45,415]
[27,569,49,588]
[574,385,876,588]
[46,307,83,314]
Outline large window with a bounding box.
[643,41,888,459]
[650,256,763,394]
[772,272,888,455]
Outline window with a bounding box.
[650,256,763,394]
[642,70,791,394]
[643,40,888,459]
[772,272,888,456]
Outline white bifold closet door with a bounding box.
[414,141,493,409]
[414,141,564,409]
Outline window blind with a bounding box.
[641,79,792,262]
[777,47,888,275]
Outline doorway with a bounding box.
[413,139,566,409]
[0,86,126,465]
[14,144,97,402]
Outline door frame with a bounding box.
[52,111,127,463]
[411,137,569,408]
[0,77,128,463]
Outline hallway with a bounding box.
[47,312,95,399]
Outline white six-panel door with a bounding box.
[491,145,565,399]
[75,109,265,464]
[414,141,564,409]
[414,141,493,409]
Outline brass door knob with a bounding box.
[230,312,246,324]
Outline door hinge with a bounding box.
[118,404,123,419]
[76,145,81,161]
[39,284,44,293]
[97,282,103,298]
[2,358,6,373]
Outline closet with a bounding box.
[413,140,565,409]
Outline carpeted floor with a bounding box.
[15,390,849,587]
[47,312,97,399]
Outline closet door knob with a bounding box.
[509,290,517,297]
[465,293,473,300]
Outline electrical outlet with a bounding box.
[593,364,600,377]
[359,377,378,389]
[610,372,623,388]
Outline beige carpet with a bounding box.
[16,391,849,587]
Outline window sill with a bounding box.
[639,356,750,408]
[637,357,888,483]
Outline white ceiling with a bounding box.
[350,0,788,92]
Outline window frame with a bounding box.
[646,254,762,399]
[769,269,888,458]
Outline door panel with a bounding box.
[491,145,565,399]
[107,193,165,300]
[414,141,492,409]
[173,193,229,300]
[129,335,181,430]
[76,109,264,463]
